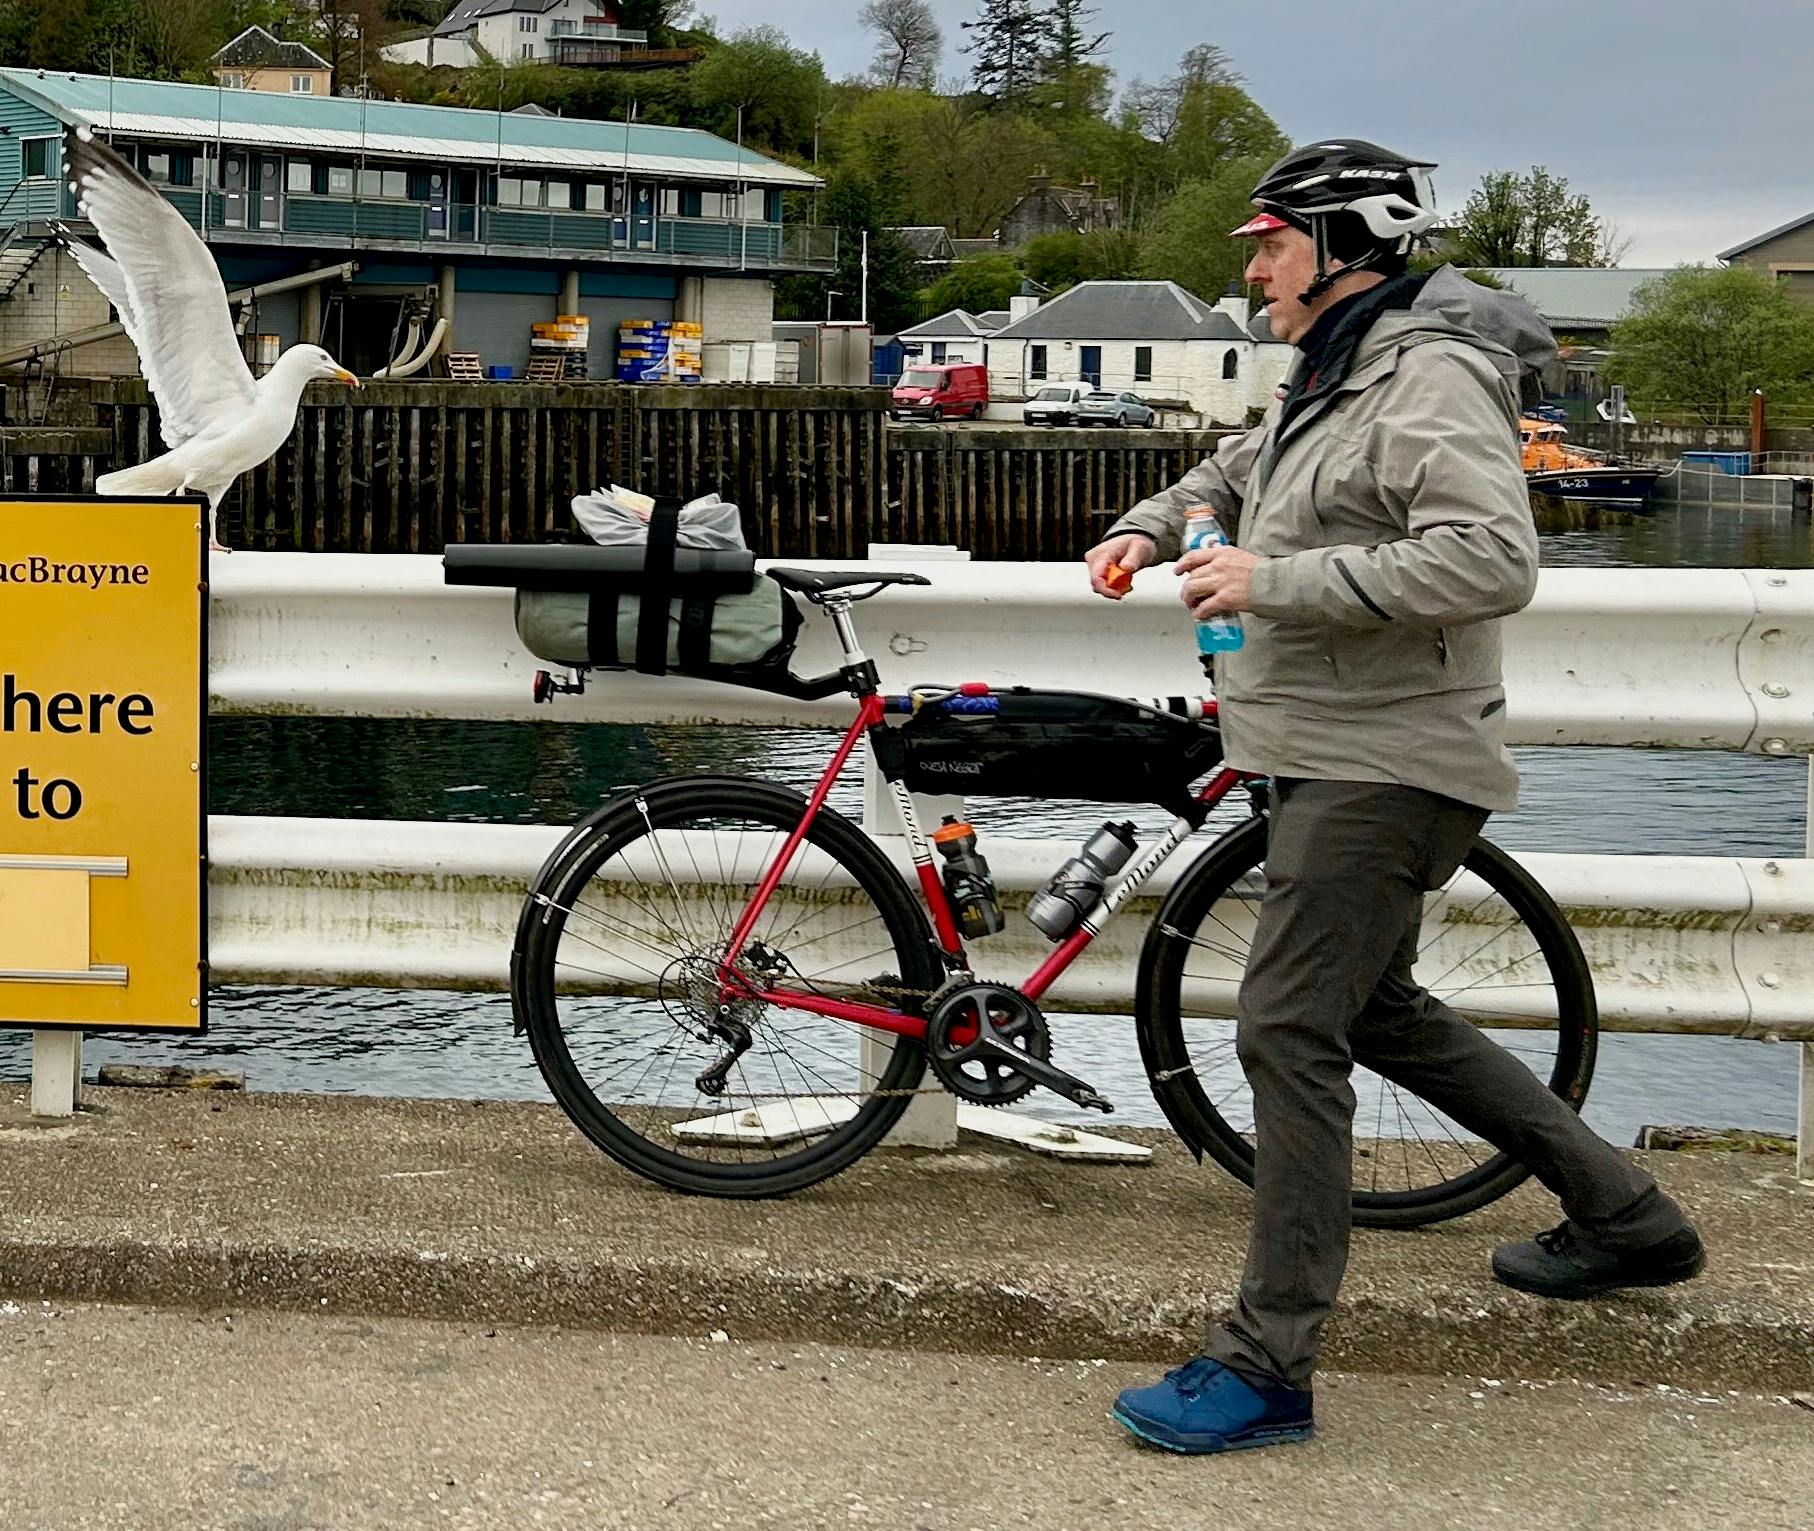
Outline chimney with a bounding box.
[1009,293,1039,324]
[1029,167,1050,193]
[1215,278,1251,330]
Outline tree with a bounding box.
[775,173,922,332]
[921,253,1024,318]
[1607,266,1814,424]
[1137,155,1273,301]
[1453,166,1617,268]
[960,0,1048,108]
[1123,42,1240,146]
[1023,227,1139,290]
[1038,0,1109,115]
[860,0,941,89]
[687,25,827,155]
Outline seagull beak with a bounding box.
[335,369,361,388]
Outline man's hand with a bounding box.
[1085,532,1158,600]
[1178,543,1261,617]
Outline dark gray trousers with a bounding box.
[1205,778,1688,1391]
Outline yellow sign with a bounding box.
[0,497,206,1031]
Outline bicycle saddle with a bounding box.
[766,567,931,599]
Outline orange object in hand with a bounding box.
[1103,563,1134,595]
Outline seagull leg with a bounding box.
[206,490,230,554]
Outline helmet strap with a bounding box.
[1298,216,1399,306]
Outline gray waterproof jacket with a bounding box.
[1107,266,1554,812]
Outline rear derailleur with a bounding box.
[925,982,1112,1113]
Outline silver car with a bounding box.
[1072,390,1157,428]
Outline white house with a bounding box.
[984,280,1290,425]
[383,0,649,68]
[895,307,1009,366]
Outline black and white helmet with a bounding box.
[1232,140,1440,301]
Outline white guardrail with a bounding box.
[37,556,1814,1175]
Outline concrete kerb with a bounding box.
[2,1087,1810,1393]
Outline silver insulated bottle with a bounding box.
[1026,821,1139,940]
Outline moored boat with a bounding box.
[1522,418,1659,510]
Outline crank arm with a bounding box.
[979,1036,1114,1114]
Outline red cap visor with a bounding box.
[1229,211,1291,238]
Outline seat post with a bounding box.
[823,596,866,666]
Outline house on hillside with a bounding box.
[383,0,692,70]
[996,173,1119,249]
[889,226,956,270]
[950,236,1001,260]
[0,69,830,380]
[984,280,1286,425]
[1719,214,1814,304]
[211,26,332,96]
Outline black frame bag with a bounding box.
[897,688,1223,816]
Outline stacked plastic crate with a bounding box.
[615,319,704,383]
[530,315,590,380]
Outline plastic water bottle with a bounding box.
[1184,508,1245,655]
[1026,821,1139,941]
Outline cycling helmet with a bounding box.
[1231,139,1440,303]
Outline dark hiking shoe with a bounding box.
[1492,1221,1705,1299]
[1111,1357,1313,1455]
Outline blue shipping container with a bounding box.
[1680,450,1754,475]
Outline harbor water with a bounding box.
[2,499,1809,1144]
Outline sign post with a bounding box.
[1,497,207,1117]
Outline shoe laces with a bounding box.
[1534,1222,1576,1256]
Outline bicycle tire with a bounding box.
[516,775,940,1198]
[1135,816,1598,1228]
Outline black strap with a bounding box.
[586,588,619,665]
[677,595,714,671]
[635,499,681,675]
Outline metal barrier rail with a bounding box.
[37,556,1814,1177]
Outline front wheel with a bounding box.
[515,776,939,1198]
[1135,817,1598,1227]
[929,405,944,422]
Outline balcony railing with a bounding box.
[547,20,646,39]
[130,187,835,270]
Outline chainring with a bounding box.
[925,982,1052,1106]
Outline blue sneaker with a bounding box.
[1112,1357,1314,1455]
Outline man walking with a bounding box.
[1084,140,1704,1456]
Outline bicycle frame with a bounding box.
[720,693,1257,1041]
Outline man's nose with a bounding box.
[1244,254,1265,285]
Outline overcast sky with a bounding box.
[719,0,1813,266]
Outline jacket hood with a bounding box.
[1366,265,1557,406]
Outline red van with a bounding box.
[890,362,989,422]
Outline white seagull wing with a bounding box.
[65,127,256,450]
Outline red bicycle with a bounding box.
[511,566,1597,1224]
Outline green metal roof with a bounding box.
[0,69,818,187]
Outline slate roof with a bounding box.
[213,25,331,71]
[950,237,1001,259]
[1470,267,1671,329]
[889,225,955,261]
[989,281,1248,342]
[435,0,561,36]
[1248,310,1278,343]
[896,308,998,340]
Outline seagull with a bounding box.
[61,126,359,551]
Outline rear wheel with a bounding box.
[1136,816,1598,1227]
[515,776,939,1198]
[971,402,985,420]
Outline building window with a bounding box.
[328,165,353,196]
[142,151,171,183]
[382,168,407,199]
[519,14,538,28]
[1028,344,1047,381]
[1222,348,1239,380]
[20,137,53,180]
[583,182,607,212]
[496,176,522,207]
[287,159,312,194]
[520,43,533,57]
[1134,346,1153,383]
[290,74,314,93]
[544,179,571,210]
[931,341,948,364]
[220,72,246,89]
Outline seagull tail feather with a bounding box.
[97,456,189,499]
